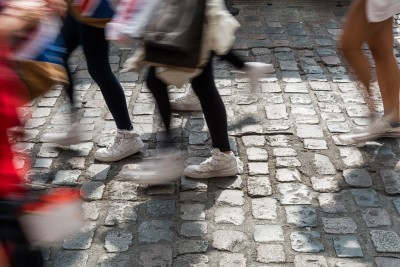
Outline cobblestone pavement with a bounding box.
[16,0,400,266]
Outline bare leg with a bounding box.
[340,0,375,111]
[367,17,400,121]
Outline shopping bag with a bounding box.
[144,0,207,68]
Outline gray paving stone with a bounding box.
[87,164,110,181]
[276,168,301,182]
[375,257,400,267]
[333,260,372,267]
[314,154,336,175]
[189,132,208,145]
[294,255,328,267]
[108,181,138,200]
[34,158,52,168]
[67,157,86,169]
[379,169,400,195]
[181,176,208,191]
[214,207,245,225]
[180,222,207,237]
[265,104,288,119]
[327,122,350,133]
[53,251,88,267]
[351,189,379,207]
[82,202,100,221]
[370,230,400,252]
[315,92,336,102]
[333,236,363,258]
[138,220,175,243]
[52,170,81,185]
[147,184,176,196]
[322,217,357,234]
[321,112,346,122]
[282,71,302,82]
[104,202,139,226]
[215,190,245,206]
[254,225,284,242]
[276,157,301,167]
[291,105,317,116]
[290,231,324,252]
[70,142,93,156]
[362,208,392,227]
[180,204,206,220]
[174,254,209,267]
[132,103,155,115]
[269,135,290,147]
[285,206,318,227]
[96,254,130,267]
[212,230,248,252]
[343,169,372,187]
[63,222,96,250]
[247,176,272,196]
[318,103,341,113]
[179,191,208,202]
[80,181,105,200]
[147,199,176,218]
[311,176,340,192]
[248,162,269,175]
[241,135,266,146]
[318,193,348,213]
[296,124,324,138]
[139,245,172,267]
[256,244,286,263]
[339,147,364,167]
[25,118,46,129]
[38,143,59,157]
[104,229,133,252]
[32,108,51,118]
[251,198,277,220]
[284,83,307,94]
[278,183,312,205]
[246,147,268,161]
[273,148,297,157]
[304,139,328,150]
[346,105,370,117]
[290,94,312,104]
[178,240,208,255]
[219,253,246,267]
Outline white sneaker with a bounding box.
[183,148,238,179]
[118,152,184,185]
[341,116,400,143]
[49,123,84,146]
[233,62,275,90]
[170,84,202,111]
[94,129,144,162]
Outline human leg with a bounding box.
[183,58,238,178]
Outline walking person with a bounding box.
[50,0,144,162]
[340,0,400,142]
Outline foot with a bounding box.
[340,116,400,143]
[170,84,202,111]
[118,152,184,185]
[48,123,84,146]
[94,129,144,162]
[183,148,238,178]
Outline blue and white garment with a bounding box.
[72,0,116,18]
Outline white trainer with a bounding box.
[340,116,400,143]
[94,129,144,162]
[118,152,184,185]
[49,123,84,146]
[183,148,238,179]
[170,85,202,111]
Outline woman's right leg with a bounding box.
[340,0,377,111]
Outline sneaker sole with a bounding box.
[184,167,238,179]
[94,141,145,162]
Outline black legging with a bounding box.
[220,50,245,69]
[60,13,132,130]
[146,56,231,151]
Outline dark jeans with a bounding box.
[146,57,231,151]
[60,13,132,130]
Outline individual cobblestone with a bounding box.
[80,182,105,200]
[180,222,208,237]
[370,230,400,253]
[52,170,81,185]
[351,189,379,207]
[304,139,328,150]
[214,207,245,225]
[256,244,286,263]
[177,240,208,255]
[247,176,272,196]
[219,253,246,267]
[138,245,172,267]
[339,147,364,167]
[318,193,348,213]
[104,202,139,226]
[362,208,392,227]
[53,251,88,267]
[277,183,312,205]
[276,168,301,182]
[212,230,248,252]
[311,176,340,192]
[251,198,277,220]
[294,255,328,267]
[63,222,96,250]
[314,154,336,175]
[333,236,363,258]
[86,164,110,181]
[138,220,175,243]
[180,204,206,221]
[146,199,176,218]
[246,147,268,161]
[343,169,372,187]
[379,169,400,195]
[322,217,357,234]
[254,225,284,242]
[290,231,324,252]
[285,205,317,227]
[108,181,139,200]
[104,229,133,252]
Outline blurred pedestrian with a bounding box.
[50,1,144,162]
[340,0,400,142]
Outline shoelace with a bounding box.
[107,135,122,149]
[199,155,220,171]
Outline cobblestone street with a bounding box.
[18,0,400,266]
